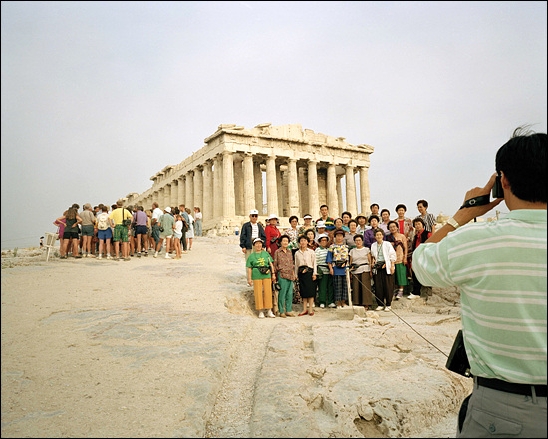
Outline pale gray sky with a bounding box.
[2,1,546,249]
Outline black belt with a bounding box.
[477,377,547,397]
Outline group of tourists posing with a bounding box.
[240,201,437,319]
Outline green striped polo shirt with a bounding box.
[413,209,547,385]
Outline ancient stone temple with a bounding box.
[123,123,374,235]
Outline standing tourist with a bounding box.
[415,199,437,233]
[371,229,397,311]
[388,220,409,300]
[193,207,202,237]
[316,204,335,232]
[240,209,266,263]
[80,203,96,257]
[109,200,133,261]
[294,235,317,316]
[298,214,315,236]
[349,234,373,309]
[408,218,432,300]
[273,235,296,318]
[284,215,300,254]
[315,234,335,308]
[355,213,369,235]
[363,214,382,249]
[412,127,546,438]
[151,202,163,254]
[95,204,112,259]
[57,206,82,259]
[185,207,195,251]
[326,229,350,309]
[265,213,282,256]
[156,207,175,259]
[246,238,276,319]
[133,205,148,257]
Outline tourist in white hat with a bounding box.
[265,213,281,256]
[298,214,314,236]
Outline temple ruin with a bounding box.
[123,123,375,235]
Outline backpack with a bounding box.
[97,213,109,230]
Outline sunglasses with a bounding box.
[251,214,258,217]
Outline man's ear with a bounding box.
[500,171,511,189]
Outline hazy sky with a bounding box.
[2,1,546,250]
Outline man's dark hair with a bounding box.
[496,126,547,203]
[370,203,379,209]
[395,204,407,212]
[341,211,352,218]
[320,204,328,210]
[380,208,390,216]
[368,214,380,223]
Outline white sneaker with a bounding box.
[154,252,158,258]
[320,304,325,308]
[98,255,102,260]
[384,306,391,311]
[107,254,112,260]
[266,310,276,318]
[407,293,418,300]
[375,306,385,311]
[258,311,265,319]
[337,305,343,309]
[328,303,336,308]
[165,253,172,259]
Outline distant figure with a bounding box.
[40,236,44,248]
[193,207,202,236]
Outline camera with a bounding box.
[446,330,472,378]
[492,174,504,199]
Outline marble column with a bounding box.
[163,184,171,209]
[336,176,343,217]
[359,166,370,215]
[193,166,203,212]
[266,155,278,216]
[203,160,213,224]
[242,153,256,215]
[276,163,284,215]
[327,163,338,217]
[233,158,244,216]
[170,180,178,207]
[298,167,308,216]
[177,176,185,207]
[345,164,357,215]
[222,150,235,218]
[308,160,319,217]
[287,158,299,217]
[213,155,223,218]
[253,161,263,212]
[157,188,164,209]
[185,170,194,212]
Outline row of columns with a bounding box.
[135,151,371,226]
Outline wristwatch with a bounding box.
[446,217,460,229]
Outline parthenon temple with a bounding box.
[123,123,375,235]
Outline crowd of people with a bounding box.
[240,200,438,319]
[53,202,203,261]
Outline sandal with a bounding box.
[298,310,308,316]
[309,311,315,316]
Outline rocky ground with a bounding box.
[1,236,471,437]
